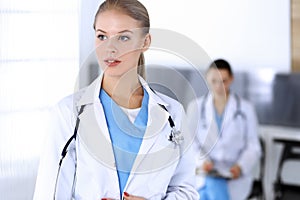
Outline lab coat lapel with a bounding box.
[76,74,116,168]
[125,91,169,189]
[204,95,219,151]
[221,94,235,132]
[206,95,218,129]
[131,104,169,169]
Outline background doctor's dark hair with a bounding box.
[93,0,150,79]
[208,59,234,77]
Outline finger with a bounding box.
[123,192,145,200]
[123,192,130,200]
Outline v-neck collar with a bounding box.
[99,88,149,137]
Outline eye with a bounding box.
[97,34,108,41]
[118,35,130,42]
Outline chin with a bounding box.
[214,92,226,97]
[104,69,129,78]
[104,71,122,77]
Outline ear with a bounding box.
[142,33,151,52]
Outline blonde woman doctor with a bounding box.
[33,0,198,200]
[188,59,261,200]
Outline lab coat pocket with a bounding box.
[145,145,179,198]
[220,120,246,161]
[146,164,177,199]
[74,141,120,200]
[73,166,100,199]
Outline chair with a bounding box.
[248,138,265,200]
[273,139,300,200]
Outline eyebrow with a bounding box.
[96,29,134,34]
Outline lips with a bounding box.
[104,58,121,67]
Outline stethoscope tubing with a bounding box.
[53,103,178,199]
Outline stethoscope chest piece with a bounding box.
[168,127,184,145]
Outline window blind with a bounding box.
[0,0,79,199]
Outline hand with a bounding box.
[123,192,145,200]
[202,161,214,173]
[230,164,241,179]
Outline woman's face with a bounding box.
[94,10,150,78]
[206,68,233,97]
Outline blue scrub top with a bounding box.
[100,88,149,197]
[214,107,224,133]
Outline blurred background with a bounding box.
[0,0,299,199]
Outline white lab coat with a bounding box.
[187,94,261,200]
[34,74,199,200]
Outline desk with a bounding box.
[259,125,300,200]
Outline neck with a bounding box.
[213,91,230,114]
[102,73,144,108]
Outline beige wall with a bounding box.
[292,0,300,72]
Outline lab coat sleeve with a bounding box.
[33,97,76,200]
[236,102,262,175]
[163,107,199,200]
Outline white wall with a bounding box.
[140,0,291,72]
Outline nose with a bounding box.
[105,38,117,54]
[216,81,223,87]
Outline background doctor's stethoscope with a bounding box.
[196,92,248,157]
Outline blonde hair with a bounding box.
[94,0,150,79]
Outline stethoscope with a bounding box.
[200,92,247,129]
[199,93,248,166]
[53,102,182,199]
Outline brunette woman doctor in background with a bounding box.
[188,59,261,200]
[33,0,198,199]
